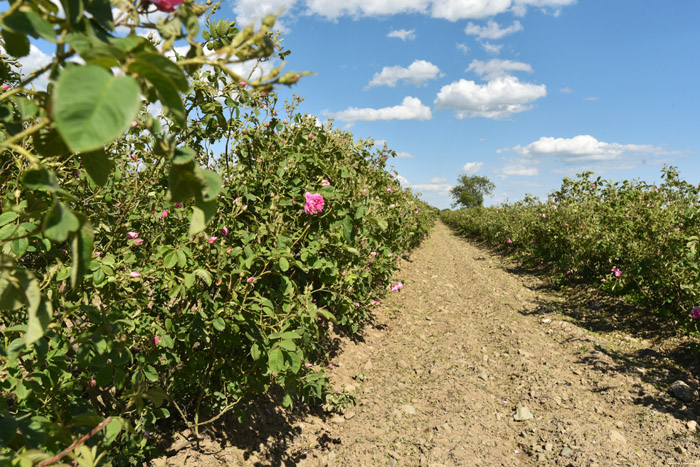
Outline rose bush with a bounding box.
[0,1,435,464]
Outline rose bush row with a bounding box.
[442,166,699,332]
[0,1,435,464]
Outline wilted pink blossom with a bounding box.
[130,271,141,278]
[133,239,144,245]
[221,226,229,235]
[247,277,255,283]
[321,179,330,187]
[304,192,325,214]
[208,236,218,243]
[127,232,139,239]
[691,307,700,319]
[391,282,403,292]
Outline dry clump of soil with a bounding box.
[154,222,700,466]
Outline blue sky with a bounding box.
[228,0,700,208]
[14,1,700,209]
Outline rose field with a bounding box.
[2,1,700,466]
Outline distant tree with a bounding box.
[450,175,495,208]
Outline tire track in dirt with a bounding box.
[157,221,700,466]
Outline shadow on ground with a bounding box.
[456,234,700,426]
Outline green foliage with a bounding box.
[442,167,700,332]
[0,1,435,464]
[449,174,495,208]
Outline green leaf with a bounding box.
[288,351,301,374]
[143,365,158,382]
[9,96,38,120]
[0,412,18,447]
[193,268,212,286]
[195,168,222,202]
[22,167,59,192]
[189,199,216,236]
[279,257,289,272]
[11,237,28,257]
[127,53,188,125]
[250,343,260,360]
[172,147,195,165]
[80,148,113,186]
[60,0,84,27]
[342,215,353,242]
[84,0,113,29]
[268,347,284,373]
[1,30,30,57]
[103,417,122,445]
[71,216,93,288]
[279,339,296,351]
[44,202,80,242]
[281,331,301,340]
[53,65,140,153]
[212,317,225,331]
[95,364,113,386]
[0,9,56,42]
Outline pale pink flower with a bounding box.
[130,271,141,278]
[304,192,325,214]
[321,179,330,187]
[208,236,218,243]
[362,189,368,195]
[337,387,342,393]
[131,120,138,127]
[600,278,605,282]
[391,282,403,292]
[611,268,621,277]
[387,187,392,192]
[305,363,313,368]
[127,232,139,239]
[133,239,144,245]
[328,364,334,369]
[371,300,380,305]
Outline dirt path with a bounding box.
[157,222,700,466]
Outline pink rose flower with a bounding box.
[127,232,139,239]
[612,268,621,278]
[304,192,325,214]
[149,0,182,12]
[391,282,403,292]
[162,210,168,218]
[208,236,218,243]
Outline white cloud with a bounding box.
[456,43,469,54]
[465,20,522,40]
[481,42,503,54]
[500,164,539,176]
[16,45,53,90]
[410,183,454,192]
[584,96,599,101]
[330,96,432,122]
[434,76,546,119]
[396,174,410,185]
[560,86,573,93]
[368,60,441,88]
[501,135,671,162]
[462,161,484,173]
[395,151,416,158]
[430,176,447,183]
[466,58,532,79]
[234,0,296,29]
[387,28,416,40]
[430,0,511,20]
[298,0,574,20]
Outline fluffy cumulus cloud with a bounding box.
[481,42,503,54]
[16,45,53,90]
[466,58,532,79]
[462,161,484,173]
[501,135,669,162]
[465,19,523,40]
[395,175,453,193]
[250,0,577,21]
[387,28,416,40]
[368,60,441,88]
[500,164,538,176]
[434,76,546,119]
[330,96,432,122]
[456,43,469,54]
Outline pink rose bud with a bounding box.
[240,81,247,87]
[131,121,138,127]
[321,179,330,187]
[247,277,255,283]
[90,379,96,387]
[221,226,229,235]
[208,236,218,243]
[162,210,167,218]
[127,232,139,239]
[305,363,313,368]
[1,84,10,91]
[308,132,314,139]
[133,239,144,245]
[154,336,159,345]
[130,271,141,278]
[226,247,233,252]
[176,203,182,208]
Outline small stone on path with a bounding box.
[670,380,697,402]
[560,446,573,457]
[400,404,416,415]
[513,406,534,421]
[609,430,626,444]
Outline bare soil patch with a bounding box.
[154,221,700,466]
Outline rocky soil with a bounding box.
[154,222,700,466]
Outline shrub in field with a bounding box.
[442,167,700,331]
[0,1,434,464]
